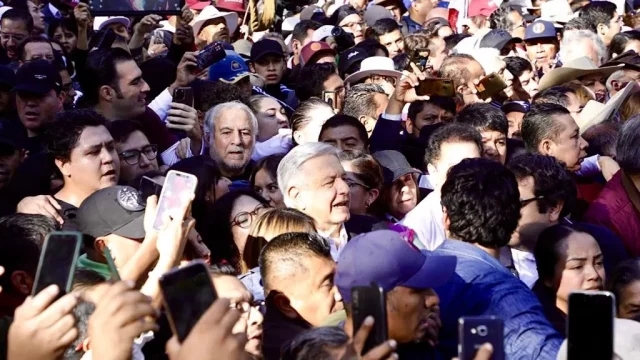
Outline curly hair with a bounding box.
[294,63,339,101]
[507,153,577,219]
[607,259,640,310]
[441,158,520,248]
[43,109,109,163]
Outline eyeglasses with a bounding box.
[520,196,544,208]
[119,144,158,165]
[367,75,397,86]
[345,179,370,190]
[230,204,268,229]
[341,21,364,29]
[231,300,266,316]
[0,32,26,42]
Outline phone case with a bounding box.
[32,231,83,297]
[416,78,455,97]
[351,285,388,354]
[152,170,198,230]
[476,73,507,100]
[458,316,505,360]
[322,91,338,110]
[567,291,615,360]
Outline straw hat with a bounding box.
[538,57,623,91]
[578,82,637,134]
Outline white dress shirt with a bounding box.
[511,248,539,288]
[319,224,349,261]
[401,191,446,250]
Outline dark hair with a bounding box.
[504,56,533,78]
[563,16,597,32]
[582,122,620,158]
[579,1,618,30]
[609,31,640,58]
[17,36,53,62]
[408,97,457,125]
[441,158,520,248]
[47,17,79,39]
[534,224,591,283]
[250,154,284,191]
[80,48,135,106]
[438,53,476,89]
[292,20,322,43]
[425,123,483,165]
[205,190,270,273]
[330,5,359,26]
[192,79,250,113]
[507,153,577,218]
[282,327,350,360]
[366,18,401,41]
[87,27,127,50]
[64,300,96,360]
[356,38,390,57]
[343,83,386,120]
[443,33,471,51]
[319,114,369,148]
[0,214,57,292]
[489,2,520,31]
[533,86,575,107]
[616,118,640,175]
[209,262,240,276]
[259,232,331,293]
[338,150,384,191]
[43,109,109,163]
[521,103,571,153]
[1,9,34,33]
[455,102,508,135]
[290,98,333,145]
[607,259,640,310]
[168,156,226,242]
[392,53,410,71]
[295,62,339,101]
[106,119,144,144]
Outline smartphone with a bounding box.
[32,231,83,298]
[139,175,164,202]
[194,41,226,73]
[567,291,615,360]
[351,284,388,354]
[408,48,430,72]
[160,261,218,342]
[173,87,194,108]
[475,72,508,100]
[458,316,505,360]
[103,247,121,281]
[152,170,198,231]
[416,78,455,97]
[322,91,338,110]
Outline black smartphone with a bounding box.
[160,260,218,342]
[351,284,388,354]
[139,175,164,202]
[475,72,508,100]
[408,48,430,72]
[32,231,83,298]
[567,291,615,360]
[173,87,194,108]
[416,78,455,97]
[322,91,338,110]
[103,247,121,281]
[458,316,505,360]
[194,41,226,74]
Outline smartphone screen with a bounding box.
[32,231,82,297]
[411,48,430,72]
[567,291,614,360]
[103,247,121,281]
[416,78,455,97]
[153,170,198,231]
[139,176,164,202]
[173,87,194,108]
[458,316,505,360]
[351,284,388,354]
[322,91,337,110]
[160,261,217,342]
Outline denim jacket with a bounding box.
[434,240,563,360]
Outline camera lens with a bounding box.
[477,325,488,336]
[331,26,343,37]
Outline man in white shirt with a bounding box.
[402,123,483,250]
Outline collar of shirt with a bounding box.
[510,248,538,288]
[318,224,348,261]
[48,3,62,18]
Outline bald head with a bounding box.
[427,7,449,21]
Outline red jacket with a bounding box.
[585,171,640,256]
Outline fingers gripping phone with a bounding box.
[322,91,338,110]
[351,284,388,354]
[160,261,218,342]
[567,291,615,360]
[475,72,508,100]
[153,170,198,231]
[416,78,455,97]
[458,316,505,360]
[32,231,83,298]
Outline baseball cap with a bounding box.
[250,39,284,62]
[479,29,522,50]
[335,230,457,303]
[338,47,367,77]
[364,5,394,27]
[311,25,334,42]
[186,0,211,10]
[0,65,16,90]
[502,101,530,114]
[468,0,498,17]
[372,150,421,184]
[524,20,556,41]
[216,0,245,13]
[76,186,146,240]
[209,50,254,83]
[300,41,336,67]
[93,16,131,32]
[13,60,61,95]
[300,5,328,23]
[232,39,252,60]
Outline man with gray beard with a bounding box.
[204,102,257,181]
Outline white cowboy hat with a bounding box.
[191,5,238,37]
[540,0,576,27]
[344,57,402,84]
[578,82,637,134]
[93,16,131,32]
[538,57,624,91]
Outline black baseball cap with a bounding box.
[372,150,421,184]
[338,47,367,77]
[76,186,146,240]
[12,60,62,95]
[479,29,522,51]
[250,39,285,62]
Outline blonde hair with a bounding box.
[564,80,595,106]
[240,208,317,273]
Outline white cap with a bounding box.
[93,16,131,32]
[312,25,335,42]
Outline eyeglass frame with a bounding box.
[520,195,544,208]
[230,204,268,229]
[118,144,158,165]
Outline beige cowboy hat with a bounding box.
[344,56,402,85]
[538,57,624,91]
[578,82,637,134]
[191,5,239,37]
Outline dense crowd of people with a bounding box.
[1,0,640,358]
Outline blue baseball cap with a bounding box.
[335,230,457,303]
[524,20,557,41]
[208,50,254,84]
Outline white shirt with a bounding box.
[319,224,349,261]
[511,248,538,288]
[401,191,446,250]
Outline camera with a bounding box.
[331,26,355,53]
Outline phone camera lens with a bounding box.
[477,325,488,336]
